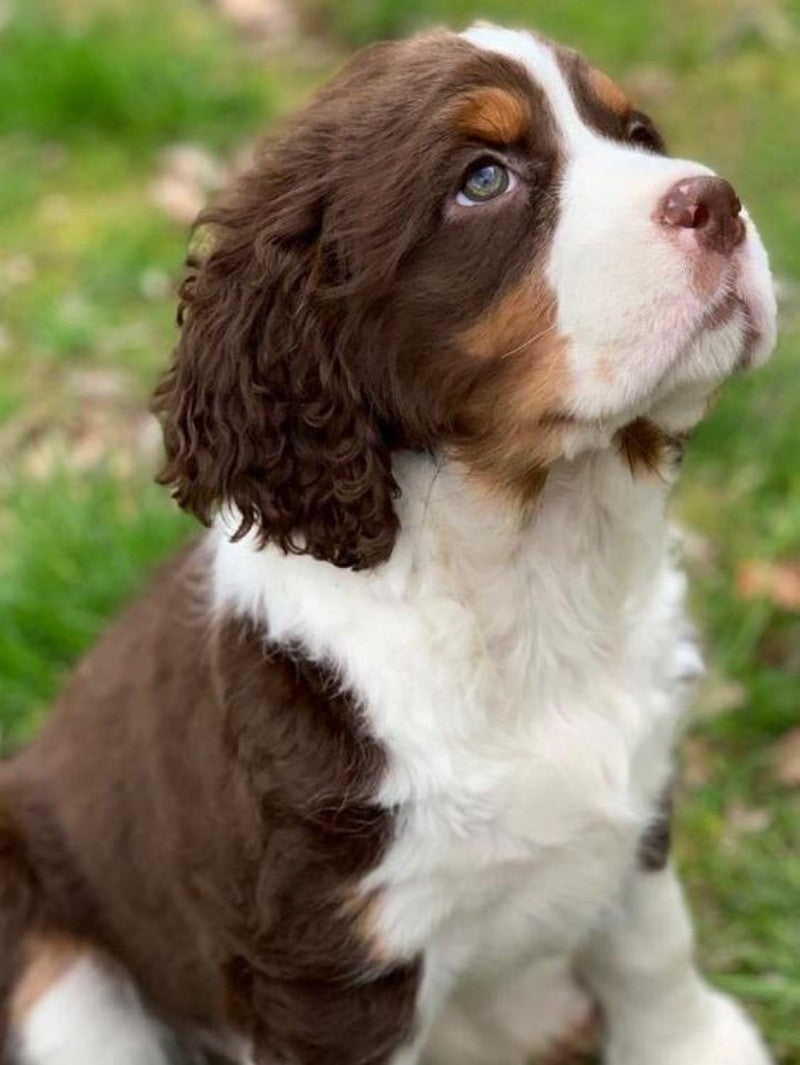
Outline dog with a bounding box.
[0,21,778,1065]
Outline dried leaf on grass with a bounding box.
[695,670,748,719]
[217,0,297,42]
[681,735,717,788]
[722,802,773,854]
[149,144,224,227]
[773,727,800,788]
[736,560,800,612]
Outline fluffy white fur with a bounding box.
[15,956,171,1065]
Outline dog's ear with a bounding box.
[152,137,399,570]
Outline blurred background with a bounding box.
[0,0,798,1057]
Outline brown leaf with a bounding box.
[217,0,297,41]
[149,145,223,227]
[682,735,716,788]
[695,670,747,719]
[774,727,800,788]
[736,559,800,612]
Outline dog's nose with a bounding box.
[659,176,745,255]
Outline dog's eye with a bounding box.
[626,114,665,154]
[457,161,515,206]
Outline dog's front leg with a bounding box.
[580,863,772,1065]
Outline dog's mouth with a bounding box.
[694,287,771,372]
[701,240,777,370]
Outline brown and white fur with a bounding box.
[0,22,777,1065]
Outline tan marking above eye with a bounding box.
[454,87,531,146]
[587,67,630,116]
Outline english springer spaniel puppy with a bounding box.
[0,22,777,1065]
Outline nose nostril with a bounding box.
[692,202,710,229]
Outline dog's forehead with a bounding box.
[460,24,631,140]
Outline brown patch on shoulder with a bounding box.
[4,546,421,1061]
[10,934,86,1020]
[455,86,531,145]
[456,273,571,502]
[616,418,684,477]
[211,614,422,1061]
[587,67,630,117]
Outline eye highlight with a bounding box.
[457,160,516,206]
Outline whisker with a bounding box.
[499,321,557,361]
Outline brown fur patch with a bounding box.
[551,44,666,150]
[616,418,676,477]
[10,935,85,1020]
[455,86,531,145]
[587,67,630,116]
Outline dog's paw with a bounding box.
[606,991,772,1065]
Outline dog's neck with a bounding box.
[212,443,691,806]
[396,443,674,581]
[215,442,677,674]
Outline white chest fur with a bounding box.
[212,450,702,971]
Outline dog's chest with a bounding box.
[351,465,691,964]
[214,452,693,968]
[361,609,677,966]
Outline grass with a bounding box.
[0,470,192,741]
[1,0,799,1058]
[0,1,272,150]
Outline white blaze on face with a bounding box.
[462,24,777,432]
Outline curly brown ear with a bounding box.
[152,144,399,571]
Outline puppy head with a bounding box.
[154,26,776,568]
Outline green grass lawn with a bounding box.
[1,0,799,1057]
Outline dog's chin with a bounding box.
[619,287,776,436]
[555,321,760,456]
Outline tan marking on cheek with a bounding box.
[460,273,558,361]
[11,934,86,1020]
[456,273,573,502]
[588,67,630,116]
[455,87,531,145]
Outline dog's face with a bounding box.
[155,25,777,567]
